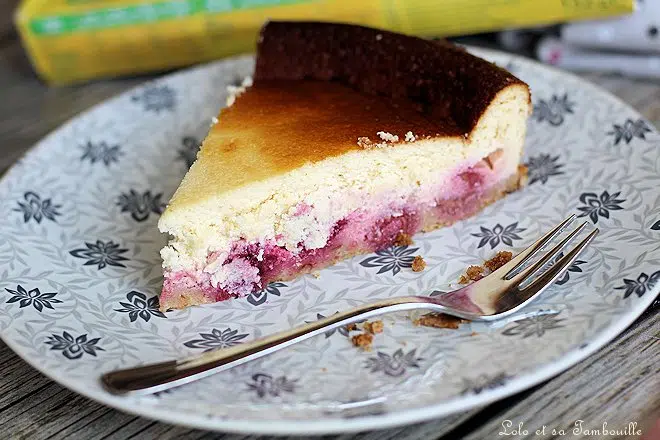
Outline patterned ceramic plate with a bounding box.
[1,48,659,435]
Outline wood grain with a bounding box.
[0,338,479,440]
[0,11,659,440]
[0,0,20,43]
[0,303,656,439]
[441,305,660,440]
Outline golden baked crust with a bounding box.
[255,21,527,135]
[162,21,529,213]
[182,79,451,200]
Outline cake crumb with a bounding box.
[467,265,484,280]
[405,131,416,142]
[357,136,373,148]
[321,367,327,372]
[459,265,485,284]
[226,76,253,107]
[363,320,384,334]
[470,331,478,336]
[517,164,529,188]
[414,313,465,329]
[375,33,383,41]
[394,232,413,246]
[377,131,399,143]
[351,333,374,350]
[359,133,396,149]
[345,323,358,332]
[412,256,426,272]
[484,251,513,272]
[457,252,512,285]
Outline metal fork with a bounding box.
[101,215,598,396]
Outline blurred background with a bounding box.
[2,0,658,170]
[8,0,656,85]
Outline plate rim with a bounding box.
[1,295,655,435]
[1,47,658,435]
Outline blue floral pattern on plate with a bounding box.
[0,49,658,435]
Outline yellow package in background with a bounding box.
[15,0,635,85]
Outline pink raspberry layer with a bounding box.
[161,208,420,309]
[160,166,524,310]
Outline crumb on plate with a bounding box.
[364,320,384,334]
[412,255,426,272]
[414,312,465,329]
[351,333,374,350]
[484,251,513,272]
[459,265,485,284]
[457,251,513,284]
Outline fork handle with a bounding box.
[101,297,434,396]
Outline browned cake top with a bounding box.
[162,22,529,210]
[195,79,452,191]
[255,21,526,136]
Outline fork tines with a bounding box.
[496,215,599,289]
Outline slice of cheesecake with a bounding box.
[158,21,531,311]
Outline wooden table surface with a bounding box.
[1,4,659,439]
